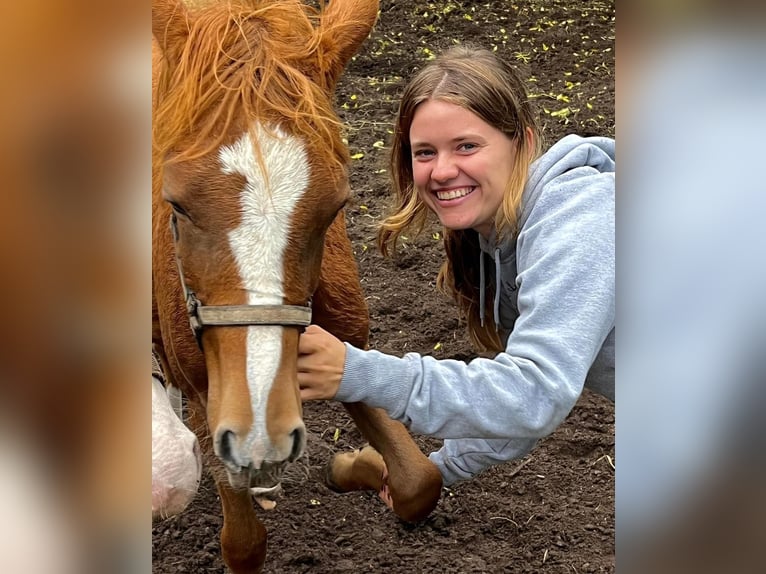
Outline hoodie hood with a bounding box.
[477,135,616,328]
[521,134,615,230]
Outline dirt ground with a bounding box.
[152,0,615,572]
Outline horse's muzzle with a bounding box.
[215,425,305,478]
[225,460,287,491]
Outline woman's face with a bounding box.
[409,99,517,238]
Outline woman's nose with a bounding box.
[431,154,459,183]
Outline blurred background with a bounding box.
[617,1,766,573]
[0,0,763,572]
[0,1,147,572]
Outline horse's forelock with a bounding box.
[153,0,347,180]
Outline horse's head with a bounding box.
[152,0,378,487]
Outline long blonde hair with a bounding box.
[378,46,542,351]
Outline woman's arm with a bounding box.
[331,175,613,440]
[299,171,613,446]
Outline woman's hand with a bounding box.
[297,324,347,401]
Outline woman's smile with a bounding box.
[433,185,476,202]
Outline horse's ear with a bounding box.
[153,0,190,63]
[319,0,379,90]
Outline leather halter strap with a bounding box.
[170,213,312,347]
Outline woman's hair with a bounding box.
[377,45,542,352]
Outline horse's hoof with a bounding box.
[323,460,345,493]
[323,449,361,493]
[324,448,375,493]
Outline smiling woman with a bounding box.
[409,99,521,237]
[298,43,615,489]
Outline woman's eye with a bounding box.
[413,149,434,158]
[458,143,477,152]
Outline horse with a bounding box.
[152,353,202,519]
[152,0,442,571]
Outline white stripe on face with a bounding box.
[218,126,309,465]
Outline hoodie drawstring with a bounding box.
[479,250,486,328]
[493,248,501,330]
[478,247,502,332]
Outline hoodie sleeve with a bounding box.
[336,143,615,484]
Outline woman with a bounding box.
[298,45,614,487]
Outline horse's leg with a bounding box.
[186,399,267,573]
[333,403,443,523]
[313,214,442,522]
[217,483,267,573]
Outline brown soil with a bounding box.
[153,0,615,572]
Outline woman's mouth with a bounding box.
[434,186,475,201]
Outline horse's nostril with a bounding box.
[218,429,236,463]
[289,426,306,462]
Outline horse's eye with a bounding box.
[167,200,190,218]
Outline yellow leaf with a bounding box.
[372,140,385,149]
[514,51,531,64]
[433,342,442,351]
[432,232,441,240]
[350,152,364,159]
[309,499,321,506]
[333,428,340,442]
[359,205,368,211]
[350,94,357,100]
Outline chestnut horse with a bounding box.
[152,0,441,571]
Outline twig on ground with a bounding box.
[508,456,534,478]
[593,454,615,470]
[489,516,520,528]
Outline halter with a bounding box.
[170,213,312,347]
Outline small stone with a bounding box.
[370,527,386,541]
[335,559,356,571]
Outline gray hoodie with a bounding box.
[337,135,615,485]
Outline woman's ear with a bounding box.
[523,126,536,160]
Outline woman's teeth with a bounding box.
[435,186,474,200]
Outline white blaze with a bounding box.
[218,126,309,465]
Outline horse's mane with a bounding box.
[153,0,347,175]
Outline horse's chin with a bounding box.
[250,483,282,501]
[226,460,286,490]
